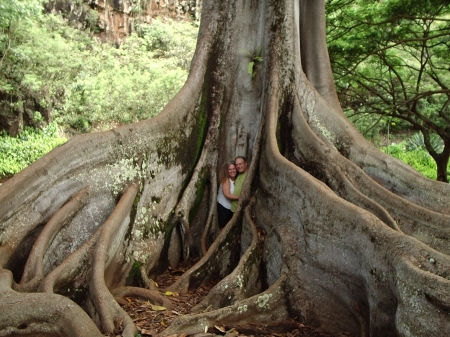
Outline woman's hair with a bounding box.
[218,162,235,184]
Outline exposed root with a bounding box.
[158,274,289,336]
[172,164,207,260]
[291,95,450,253]
[0,246,13,270]
[166,144,268,296]
[192,200,262,312]
[290,99,402,231]
[167,210,242,294]
[263,90,450,334]
[89,183,140,336]
[17,187,90,291]
[0,268,103,337]
[392,247,450,336]
[201,171,218,256]
[139,264,158,291]
[3,1,450,336]
[308,94,450,215]
[111,286,172,308]
[30,183,141,337]
[38,230,99,293]
[169,87,221,261]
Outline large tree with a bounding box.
[2,1,450,336]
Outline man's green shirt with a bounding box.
[231,171,247,212]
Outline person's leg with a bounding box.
[217,202,229,229]
[224,208,233,226]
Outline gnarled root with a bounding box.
[168,211,243,294]
[290,94,450,254]
[0,268,103,337]
[139,264,158,291]
[192,200,262,312]
[88,183,140,337]
[16,187,90,292]
[111,286,172,308]
[394,249,450,336]
[158,274,289,336]
[28,183,141,337]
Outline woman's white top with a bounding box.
[217,179,235,210]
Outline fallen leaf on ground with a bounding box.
[150,304,167,311]
[139,328,156,335]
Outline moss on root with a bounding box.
[188,167,208,223]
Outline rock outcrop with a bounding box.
[45,0,202,43]
[0,92,51,136]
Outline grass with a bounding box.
[380,140,448,181]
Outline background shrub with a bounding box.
[0,122,66,179]
[381,141,449,181]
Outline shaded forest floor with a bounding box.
[120,260,350,337]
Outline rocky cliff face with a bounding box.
[46,0,202,43]
[0,92,51,136]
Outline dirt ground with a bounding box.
[120,260,349,337]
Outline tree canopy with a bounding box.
[327,0,450,181]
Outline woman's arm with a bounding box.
[222,179,239,200]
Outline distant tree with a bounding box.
[0,0,43,55]
[0,0,47,133]
[327,0,450,181]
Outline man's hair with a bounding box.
[235,156,247,163]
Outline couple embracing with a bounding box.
[217,156,248,229]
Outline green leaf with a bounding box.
[247,61,255,76]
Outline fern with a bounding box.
[242,46,263,78]
[406,132,444,153]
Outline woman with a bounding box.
[217,162,239,229]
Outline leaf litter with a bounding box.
[121,259,354,337]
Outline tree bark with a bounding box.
[2,0,450,336]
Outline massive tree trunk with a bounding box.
[2,0,450,336]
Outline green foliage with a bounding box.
[243,46,263,78]
[406,132,444,153]
[381,141,450,181]
[128,260,142,279]
[382,0,450,16]
[327,0,450,180]
[0,5,199,179]
[327,0,450,137]
[0,14,198,133]
[85,9,99,31]
[0,0,45,77]
[346,113,409,145]
[0,0,44,29]
[135,18,198,70]
[129,0,151,15]
[0,122,66,179]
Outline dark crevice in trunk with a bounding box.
[276,95,295,159]
[5,223,45,283]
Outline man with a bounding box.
[231,156,248,213]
